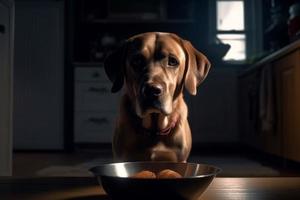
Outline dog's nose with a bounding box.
[142,84,163,98]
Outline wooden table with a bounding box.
[0,177,300,200]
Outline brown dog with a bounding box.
[104,32,210,162]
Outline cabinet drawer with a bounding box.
[74,112,116,143]
[75,82,119,111]
[75,67,109,82]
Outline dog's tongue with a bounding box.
[158,121,176,135]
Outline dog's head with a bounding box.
[104,32,211,118]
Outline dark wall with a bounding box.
[71,0,210,63]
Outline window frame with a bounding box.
[209,0,263,64]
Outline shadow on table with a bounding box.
[65,194,109,200]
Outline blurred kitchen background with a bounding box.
[1,0,300,177]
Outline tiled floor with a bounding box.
[13,149,300,177]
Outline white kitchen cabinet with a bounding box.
[74,66,119,144]
[13,0,64,150]
[0,0,14,176]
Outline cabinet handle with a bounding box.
[0,24,5,34]
[88,117,109,125]
[88,87,109,93]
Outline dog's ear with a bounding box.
[104,42,128,93]
[182,40,211,95]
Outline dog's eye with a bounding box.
[130,55,145,68]
[168,56,179,67]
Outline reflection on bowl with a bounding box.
[90,161,221,200]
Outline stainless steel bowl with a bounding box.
[90,161,221,200]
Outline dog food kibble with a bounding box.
[157,169,182,178]
[131,170,157,178]
[131,169,182,179]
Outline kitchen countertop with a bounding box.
[239,39,300,77]
[1,177,300,200]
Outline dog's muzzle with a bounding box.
[141,83,163,99]
[138,83,166,114]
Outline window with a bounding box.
[210,0,263,63]
[216,0,246,61]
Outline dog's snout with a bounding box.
[142,84,163,98]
